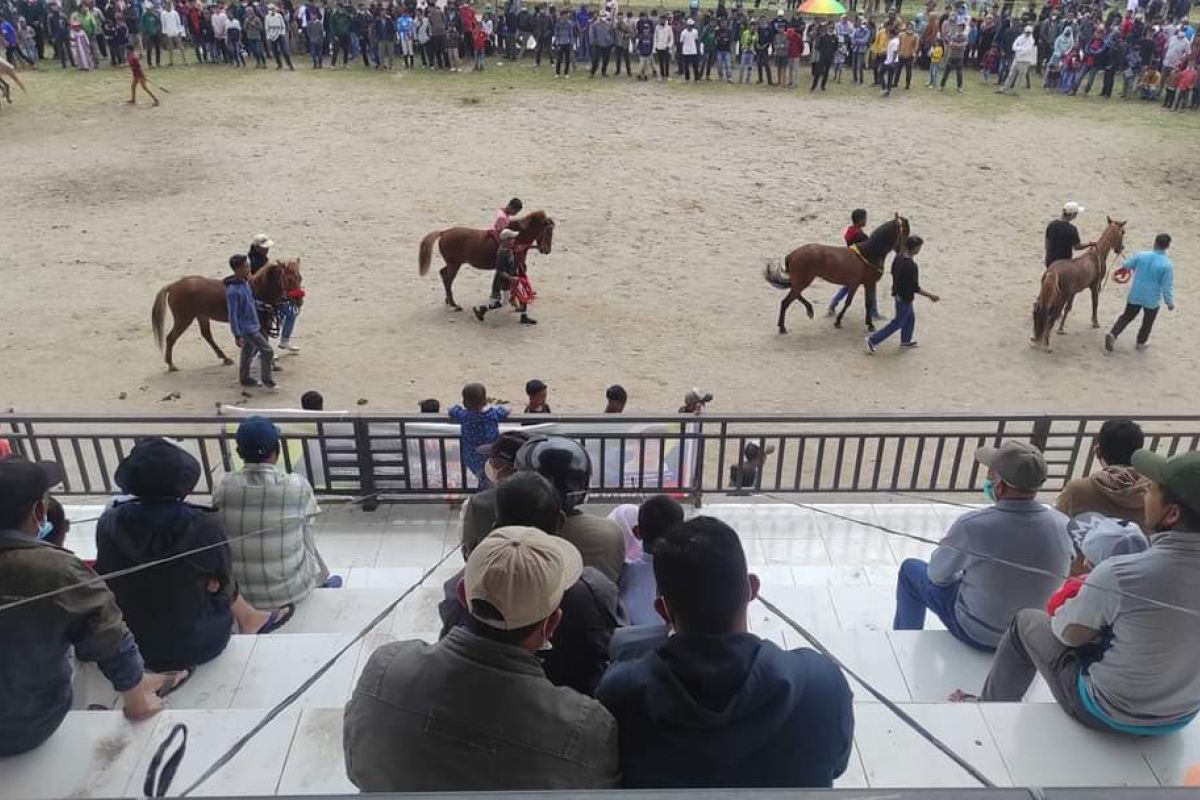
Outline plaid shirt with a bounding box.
[215,463,327,608]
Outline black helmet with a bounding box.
[514,435,591,511]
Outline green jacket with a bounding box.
[331,8,352,36]
[141,9,162,36]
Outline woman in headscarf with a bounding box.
[96,438,293,671]
[606,503,644,563]
[1047,24,1074,88]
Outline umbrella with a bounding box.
[797,0,847,14]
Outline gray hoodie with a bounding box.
[589,18,615,47]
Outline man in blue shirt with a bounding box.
[224,254,276,391]
[1105,233,1175,352]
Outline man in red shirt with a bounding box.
[126,44,159,106]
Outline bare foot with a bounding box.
[947,689,979,702]
[126,99,136,104]
[236,608,272,633]
[152,99,160,107]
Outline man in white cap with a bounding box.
[996,23,1036,94]
[345,526,618,791]
[1044,202,1091,268]
[893,440,1072,650]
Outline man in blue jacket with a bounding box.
[1106,233,1175,353]
[596,516,854,789]
[225,254,276,391]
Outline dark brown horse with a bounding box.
[417,210,555,309]
[151,259,304,371]
[764,215,912,334]
[1031,217,1126,351]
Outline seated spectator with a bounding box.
[345,526,619,791]
[449,382,510,487]
[442,472,619,696]
[0,458,186,756]
[604,384,627,413]
[1047,513,1148,615]
[300,390,324,411]
[960,449,1200,735]
[606,503,643,563]
[729,442,775,489]
[596,516,854,788]
[42,497,70,549]
[216,416,338,609]
[618,494,684,625]
[515,435,626,583]
[893,441,1072,650]
[1055,418,1150,530]
[97,438,291,671]
[458,430,532,558]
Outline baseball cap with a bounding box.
[975,441,1048,492]
[525,378,547,396]
[1067,513,1149,565]
[475,430,532,465]
[251,233,274,249]
[0,458,65,523]
[1063,201,1085,215]
[464,526,582,630]
[1132,449,1200,515]
[235,416,281,460]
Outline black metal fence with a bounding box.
[3,412,1199,507]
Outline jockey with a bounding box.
[248,233,273,274]
[493,197,523,236]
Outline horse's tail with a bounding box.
[151,284,170,352]
[1031,269,1060,342]
[763,258,792,290]
[418,230,442,277]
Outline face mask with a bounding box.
[982,476,997,503]
[37,517,55,541]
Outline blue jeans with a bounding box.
[716,50,731,79]
[280,302,298,340]
[828,285,880,318]
[893,558,992,651]
[868,298,915,346]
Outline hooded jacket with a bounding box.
[1055,465,1151,531]
[96,438,235,671]
[596,632,854,788]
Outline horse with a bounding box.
[417,210,555,310]
[1030,217,1126,352]
[763,215,912,334]
[0,57,27,109]
[150,259,304,371]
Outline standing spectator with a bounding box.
[613,10,631,76]
[737,15,755,82]
[47,3,68,67]
[141,2,162,67]
[679,17,699,80]
[997,23,1036,94]
[652,10,671,79]
[869,16,888,84]
[926,34,943,87]
[216,416,339,609]
[397,6,414,68]
[811,21,835,90]
[1106,233,1175,352]
[524,378,551,413]
[470,15,485,68]
[771,20,788,85]
[714,18,732,81]
[0,458,186,756]
[225,5,244,65]
[1055,419,1150,530]
[244,4,266,67]
[346,526,618,791]
[893,441,1072,650]
[553,7,574,76]
[596,517,854,788]
[304,7,324,67]
[449,382,510,486]
[266,3,293,68]
[940,20,967,91]
[211,2,228,61]
[376,5,394,68]
[896,20,918,88]
[851,16,869,83]
[634,11,653,79]
[866,236,938,352]
[329,1,351,66]
[225,254,275,390]
[1071,27,1106,95]
[880,24,899,95]
[604,384,627,412]
[68,16,93,70]
[186,0,205,62]
[414,7,431,66]
[97,438,293,671]
[785,22,802,86]
[588,9,613,75]
[161,0,187,64]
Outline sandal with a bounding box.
[256,603,296,635]
[947,689,979,703]
[155,668,194,699]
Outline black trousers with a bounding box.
[555,43,571,74]
[613,44,630,74]
[590,44,611,74]
[811,59,829,90]
[893,56,913,88]
[655,48,669,77]
[534,37,549,65]
[271,38,293,68]
[683,52,700,80]
[756,52,772,83]
[940,59,963,88]
[145,32,161,65]
[1110,303,1159,345]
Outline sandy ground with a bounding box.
[3,66,1198,416]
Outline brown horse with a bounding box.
[764,215,912,334]
[417,210,555,309]
[151,259,304,371]
[1031,217,1126,351]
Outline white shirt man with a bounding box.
[212,7,229,40]
[161,3,184,37]
[680,24,699,54]
[998,26,1036,93]
[265,6,286,41]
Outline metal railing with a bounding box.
[3,412,1199,507]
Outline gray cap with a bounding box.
[975,440,1048,492]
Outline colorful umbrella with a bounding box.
[797,0,847,15]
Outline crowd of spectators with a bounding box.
[5,0,1198,111]
[2,413,1199,787]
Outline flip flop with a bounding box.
[155,668,194,699]
[947,689,979,703]
[256,603,296,635]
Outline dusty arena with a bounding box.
[3,68,1196,415]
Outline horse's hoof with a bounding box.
[221,359,233,366]
[778,327,788,335]
[867,325,876,333]
[833,321,842,329]
[1056,330,1066,335]
[167,365,179,373]
[805,309,814,319]
[1091,322,1101,329]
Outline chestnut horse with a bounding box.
[151,259,304,371]
[417,210,555,309]
[764,215,912,334]
[1030,217,1126,351]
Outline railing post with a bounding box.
[353,419,379,511]
[1030,416,1052,451]
[692,419,705,508]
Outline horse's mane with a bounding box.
[512,210,549,231]
[859,217,907,261]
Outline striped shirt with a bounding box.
[215,463,327,608]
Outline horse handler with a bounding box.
[1105,233,1175,353]
[866,235,939,353]
[225,255,277,391]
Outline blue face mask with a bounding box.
[37,518,55,541]
[982,476,997,503]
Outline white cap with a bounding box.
[499,228,519,240]
[251,233,274,248]
[1062,201,1084,216]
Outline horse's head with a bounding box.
[893,213,911,254]
[1104,217,1127,256]
[536,217,555,254]
[514,211,555,255]
[256,258,305,306]
[862,214,911,261]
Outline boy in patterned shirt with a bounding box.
[449,383,510,487]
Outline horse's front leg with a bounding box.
[440,263,463,310]
[1090,283,1101,328]
[835,285,858,329]
[1057,295,1074,334]
[778,290,795,334]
